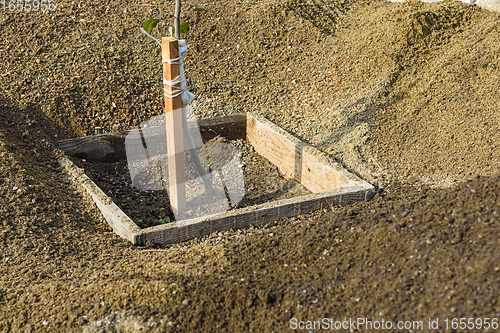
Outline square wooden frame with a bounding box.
[59,113,375,245]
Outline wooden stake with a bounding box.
[162,37,186,213]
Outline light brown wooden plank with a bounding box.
[247,113,370,193]
[140,185,375,245]
[54,133,127,162]
[198,114,247,141]
[54,115,247,162]
[58,157,143,244]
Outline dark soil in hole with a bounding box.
[71,138,310,228]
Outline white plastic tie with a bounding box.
[162,55,182,65]
[138,30,196,104]
[161,40,195,105]
[139,27,162,48]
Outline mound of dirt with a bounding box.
[1,0,499,331]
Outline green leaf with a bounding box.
[143,18,161,34]
[180,22,190,34]
[193,7,206,12]
[158,216,171,224]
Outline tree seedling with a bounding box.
[139,0,212,218]
[142,5,206,39]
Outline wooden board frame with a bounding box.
[58,113,375,245]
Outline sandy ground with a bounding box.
[1,0,500,331]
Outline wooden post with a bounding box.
[162,37,186,213]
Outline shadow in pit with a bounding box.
[0,93,106,237]
[0,93,74,158]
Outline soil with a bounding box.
[70,138,310,228]
[0,0,499,331]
